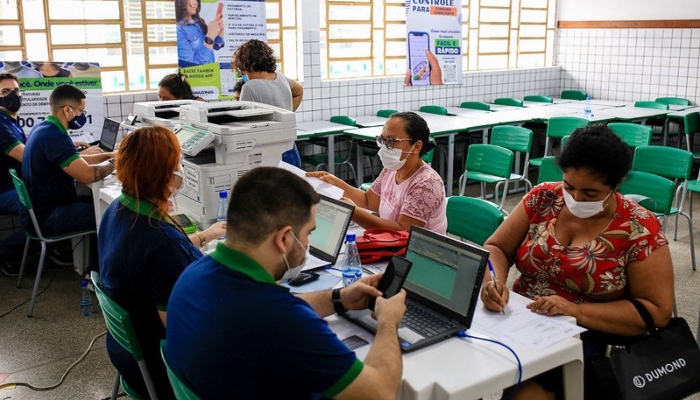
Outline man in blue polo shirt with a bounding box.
[0,73,29,273]
[166,167,406,399]
[22,84,115,269]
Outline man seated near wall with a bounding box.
[22,84,116,271]
[165,167,407,399]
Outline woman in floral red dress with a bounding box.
[481,125,674,400]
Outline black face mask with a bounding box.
[0,91,22,113]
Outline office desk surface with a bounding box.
[488,103,524,111]
[296,129,315,140]
[522,100,553,108]
[551,101,617,112]
[596,106,670,121]
[328,292,584,400]
[588,99,630,107]
[354,115,388,128]
[296,120,355,136]
[667,107,700,118]
[444,107,491,117]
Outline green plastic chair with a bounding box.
[300,116,357,184]
[376,109,399,118]
[446,196,505,246]
[419,105,449,115]
[459,101,491,111]
[632,146,695,270]
[524,95,553,103]
[458,144,514,212]
[561,90,587,101]
[619,171,675,216]
[529,116,589,168]
[681,112,700,158]
[634,101,669,110]
[160,341,202,400]
[490,125,534,191]
[536,156,563,184]
[9,169,96,317]
[608,122,653,148]
[655,97,691,106]
[494,98,524,107]
[91,271,160,400]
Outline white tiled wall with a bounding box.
[557,28,700,104]
[99,30,562,121]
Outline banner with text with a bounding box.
[0,61,104,138]
[405,0,463,86]
[176,0,267,100]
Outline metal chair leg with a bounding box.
[16,237,31,287]
[111,373,120,400]
[27,242,47,317]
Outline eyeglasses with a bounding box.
[375,135,412,150]
[62,104,87,116]
[0,88,20,96]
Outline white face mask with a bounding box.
[563,189,613,219]
[378,145,409,170]
[170,170,184,199]
[280,231,309,282]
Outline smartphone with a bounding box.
[408,32,431,86]
[288,272,320,287]
[369,256,413,311]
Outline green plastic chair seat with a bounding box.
[494,98,523,107]
[524,95,553,103]
[160,341,202,400]
[529,158,543,167]
[419,105,448,115]
[608,122,653,148]
[459,101,490,111]
[446,196,504,245]
[329,115,358,126]
[561,90,587,101]
[465,170,509,184]
[634,101,669,110]
[655,97,691,106]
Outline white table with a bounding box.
[297,120,358,175]
[444,107,491,117]
[354,115,388,128]
[328,292,584,400]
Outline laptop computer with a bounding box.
[91,118,120,151]
[345,226,489,352]
[301,195,355,271]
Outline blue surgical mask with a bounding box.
[241,74,249,83]
[68,108,87,130]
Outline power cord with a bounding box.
[0,330,107,391]
[457,330,522,400]
[0,268,63,319]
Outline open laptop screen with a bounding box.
[403,226,488,325]
[308,195,354,263]
[99,118,120,151]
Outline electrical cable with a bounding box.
[457,331,522,400]
[0,330,107,391]
[0,267,63,319]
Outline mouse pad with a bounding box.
[280,271,341,294]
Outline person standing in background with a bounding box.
[232,39,303,167]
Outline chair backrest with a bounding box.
[160,341,202,400]
[376,109,399,118]
[608,122,653,148]
[684,112,700,138]
[546,116,589,139]
[91,271,145,362]
[465,144,514,179]
[459,101,491,111]
[537,156,563,184]
[494,98,523,107]
[524,95,553,103]
[329,115,358,127]
[655,97,691,106]
[490,125,533,154]
[632,146,693,181]
[421,148,435,164]
[9,168,33,211]
[618,171,675,214]
[561,90,587,101]
[634,101,669,110]
[419,105,448,115]
[446,196,504,246]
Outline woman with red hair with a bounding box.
[97,125,225,399]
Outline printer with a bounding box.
[172,101,296,227]
[125,99,199,130]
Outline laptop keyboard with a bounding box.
[402,301,457,338]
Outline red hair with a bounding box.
[116,126,181,218]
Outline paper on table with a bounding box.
[471,295,586,351]
[277,161,344,199]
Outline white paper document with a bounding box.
[471,295,586,351]
[277,161,344,199]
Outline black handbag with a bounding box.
[592,299,700,400]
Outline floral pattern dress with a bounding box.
[513,182,668,303]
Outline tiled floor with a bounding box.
[1,179,700,400]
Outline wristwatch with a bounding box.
[332,288,347,316]
[204,36,214,45]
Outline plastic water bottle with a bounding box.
[342,233,362,287]
[217,191,228,223]
[584,96,594,119]
[79,279,92,317]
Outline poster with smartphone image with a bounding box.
[405,0,463,86]
[176,0,266,100]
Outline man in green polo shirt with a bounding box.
[166,166,407,399]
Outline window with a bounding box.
[321,0,555,79]
[0,0,300,93]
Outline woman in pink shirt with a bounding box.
[308,111,447,234]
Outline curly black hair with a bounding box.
[389,111,436,157]
[556,124,632,187]
[232,40,277,73]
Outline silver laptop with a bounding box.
[345,226,488,352]
[301,195,355,271]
